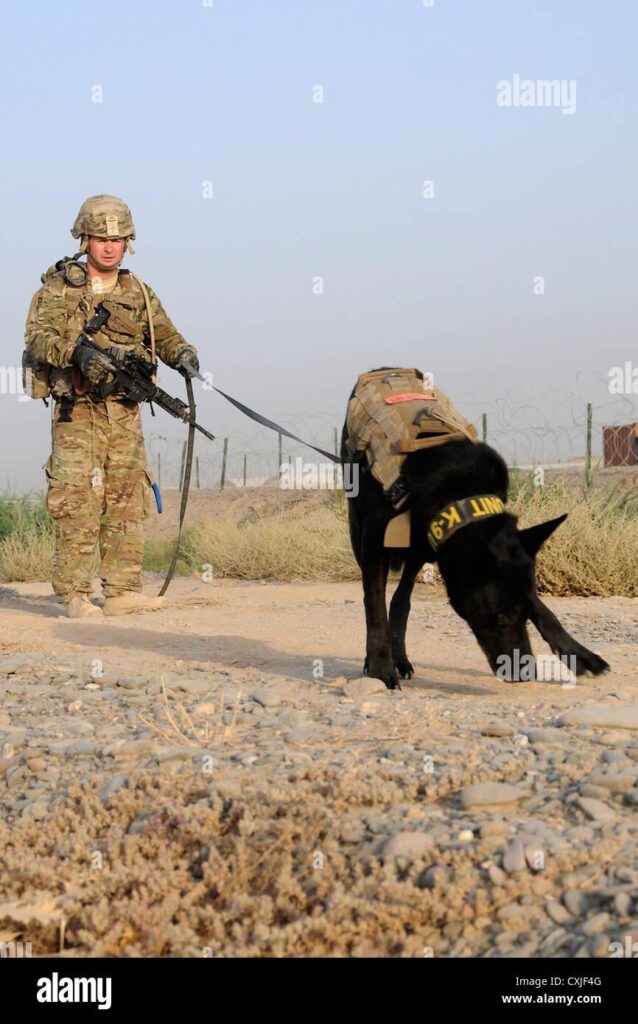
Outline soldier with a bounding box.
[24,195,199,618]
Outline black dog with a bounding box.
[342,373,610,689]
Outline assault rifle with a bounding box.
[72,303,215,442]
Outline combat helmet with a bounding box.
[71,195,136,253]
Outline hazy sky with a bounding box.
[2,0,636,490]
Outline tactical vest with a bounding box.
[24,271,154,402]
[344,368,478,508]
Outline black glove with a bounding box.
[175,347,199,376]
[72,338,114,387]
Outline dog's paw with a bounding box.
[575,650,610,677]
[394,655,414,680]
[363,659,401,690]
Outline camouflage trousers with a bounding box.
[44,397,153,599]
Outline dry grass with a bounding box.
[179,504,360,582]
[2,481,637,596]
[0,763,632,958]
[0,498,54,583]
[510,477,638,597]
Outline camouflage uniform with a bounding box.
[24,196,196,601]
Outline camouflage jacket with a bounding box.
[24,269,194,400]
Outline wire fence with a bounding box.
[146,384,638,491]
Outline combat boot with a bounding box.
[64,594,104,619]
[103,592,166,616]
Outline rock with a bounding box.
[343,676,387,698]
[194,703,217,716]
[127,811,160,835]
[546,900,572,925]
[577,797,616,823]
[502,838,526,874]
[169,679,211,696]
[563,890,590,917]
[460,782,529,809]
[457,829,474,843]
[559,705,638,731]
[488,864,507,886]
[65,739,98,757]
[116,677,147,690]
[524,845,545,872]
[480,820,512,838]
[589,935,612,958]
[579,783,613,799]
[602,750,630,764]
[526,727,566,743]
[481,721,515,737]
[377,831,435,862]
[250,688,282,709]
[588,771,637,792]
[416,865,450,889]
[100,776,129,803]
[614,892,632,917]
[582,912,610,936]
[112,738,156,758]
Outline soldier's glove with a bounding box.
[175,347,200,377]
[71,340,114,387]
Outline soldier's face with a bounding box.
[87,236,127,272]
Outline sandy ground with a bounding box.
[0,576,637,957]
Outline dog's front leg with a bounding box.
[529,595,610,676]
[389,554,424,679]
[360,537,399,690]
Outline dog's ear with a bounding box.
[519,513,568,557]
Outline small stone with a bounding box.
[377,831,435,862]
[589,935,612,958]
[602,750,630,764]
[588,771,637,792]
[577,797,616,823]
[614,892,632,917]
[194,702,217,716]
[546,900,572,925]
[526,727,566,743]
[250,688,282,709]
[480,820,512,838]
[481,721,515,737]
[502,838,526,874]
[170,679,211,696]
[343,676,387,699]
[488,864,507,886]
[559,705,638,731]
[65,739,98,757]
[513,734,529,747]
[524,845,545,872]
[100,776,129,803]
[116,677,147,690]
[416,864,451,889]
[563,890,589,917]
[460,782,529,809]
[457,829,474,843]
[582,912,610,936]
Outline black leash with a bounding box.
[212,385,342,465]
[157,375,341,596]
[158,376,196,596]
